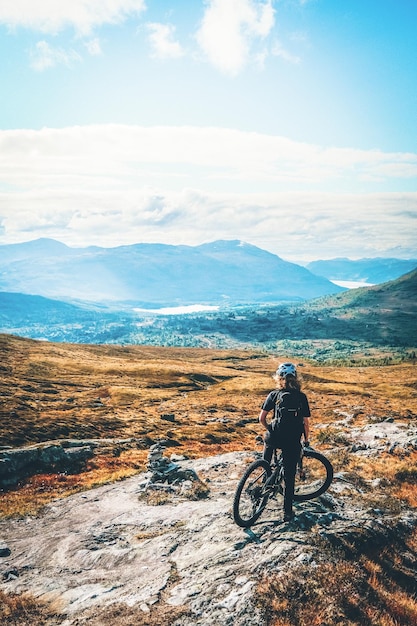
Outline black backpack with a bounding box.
[271,390,305,448]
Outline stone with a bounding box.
[171,454,187,462]
[0,441,94,488]
[0,542,11,557]
[161,413,176,422]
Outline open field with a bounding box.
[1,333,417,625]
[1,333,417,517]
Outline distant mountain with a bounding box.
[0,238,343,305]
[0,270,415,350]
[0,292,133,343]
[306,257,417,284]
[303,268,417,346]
[309,267,417,310]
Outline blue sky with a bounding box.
[0,0,416,261]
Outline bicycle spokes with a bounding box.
[233,451,333,527]
[233,459,272,528]
[245,469,268,510]
[293,451,333,500]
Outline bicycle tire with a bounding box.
[233,459,272,528]
[293,449,333,502]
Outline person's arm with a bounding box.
[259,408,270,430]
[303,417,310,445]
[301,392,311,445]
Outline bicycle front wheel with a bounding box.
[233,459,272,528]
[293,449,333,502]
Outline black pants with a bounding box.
[263,430,301,515]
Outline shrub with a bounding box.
[316,427,350,445]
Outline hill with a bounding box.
[0,269,416,359]
[1,332,416,489]
[308,266,417,309]
[0,334,417,625]
[0,292,96,322]
[307,257,417,284]
[300,267,417,347]
[0,291,131,343]
[0,238,342,304]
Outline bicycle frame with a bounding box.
[266,443,306,488]
[233,441,333,527]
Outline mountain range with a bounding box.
[1,238,416,353]
[0,267,416,352]
[306,257,417,284]
[0,238,343,305]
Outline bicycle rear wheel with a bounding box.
[293,449,333,501]
[233,459,272,528]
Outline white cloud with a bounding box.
[84,37,102,56]
[146,22,184,59]
[271,40,300,64]
[0,0,146,35]
[196,0,275,75]
[1,126,416,189]
[30,41,82,71]
[0,125,416,260]
[1,187,416,261]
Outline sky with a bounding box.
[0,0,416,262]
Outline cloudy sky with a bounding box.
[0,0,416,262]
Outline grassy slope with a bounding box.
[1,333,416,508]
[1,334,417,625]
[2,333,416,449]
[301,268,417,346]
[308,267,417,310]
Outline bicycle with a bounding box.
[233,440,333,528]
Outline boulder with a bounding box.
[0,442,94,488]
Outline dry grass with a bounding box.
[69,600,190,626]
[0,450,148,518]
[0,590,62,625]
[342,450,417,490]
[135,521,186,541]
[256,529,417,626]
[1,334,417,518]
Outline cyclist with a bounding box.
[258,362,311,522]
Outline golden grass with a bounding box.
[69,599,190,625]
[256,529,417,626]
[345,450,417,484]
[0,450,148,518]
[1,334,417,518]
[396,484,417,508]
[0,590,62,625]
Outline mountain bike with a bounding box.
[233,441,333,528]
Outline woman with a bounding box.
[258,362,310,522]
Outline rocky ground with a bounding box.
[1,428,417,625]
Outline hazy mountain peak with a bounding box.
[307,257,417,284]
[0,238,342,304]
[0,237,69,254]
